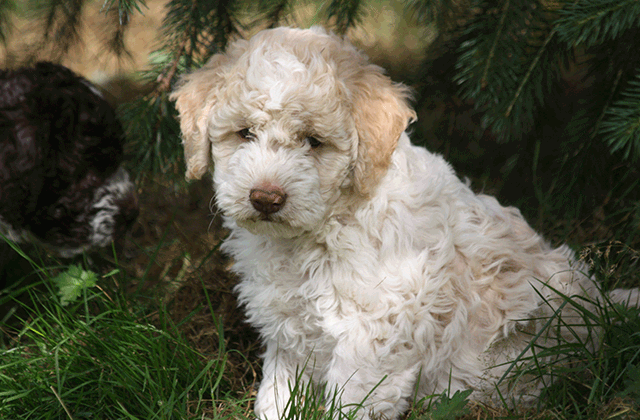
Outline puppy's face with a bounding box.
[172,27,415,238]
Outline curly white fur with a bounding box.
[171,27,639,420]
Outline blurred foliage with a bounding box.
[410,0,640,240]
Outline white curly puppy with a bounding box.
[171,26,638,420]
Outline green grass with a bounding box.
[508,285,640,418]
[2,246,640,420]
[1,234,640,420]
[0,261,238,420]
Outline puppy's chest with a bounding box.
[230,239,349,344]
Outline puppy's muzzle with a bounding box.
[250,185,287,217]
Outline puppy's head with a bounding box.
[0,62,139,257]
[171,27,415,238]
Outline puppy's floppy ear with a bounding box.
[351,68,416,196]
[170,54,231,180]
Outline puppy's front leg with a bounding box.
[255,341,310,420]
[325,343,419,420]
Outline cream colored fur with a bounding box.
[171,26,639,420]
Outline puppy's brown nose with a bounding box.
[250,185,287,215]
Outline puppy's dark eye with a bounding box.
[305,136,322,149]
[237,128,253,140]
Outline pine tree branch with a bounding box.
[101,0,149,24]
[599,70,640,160]
[157,37,188,92]
[99,0,149,59]
[481,0,510,90]
[556,0,640,48]
[39,0,85,59]
[407,0,473,31]
[593,68,623,140]
[326,0,365,35]
[455,0,555,141]
[505,28,556,117]
[102,6,133,60]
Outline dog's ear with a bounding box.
[351,69,416,196]
[170,54,231,180]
